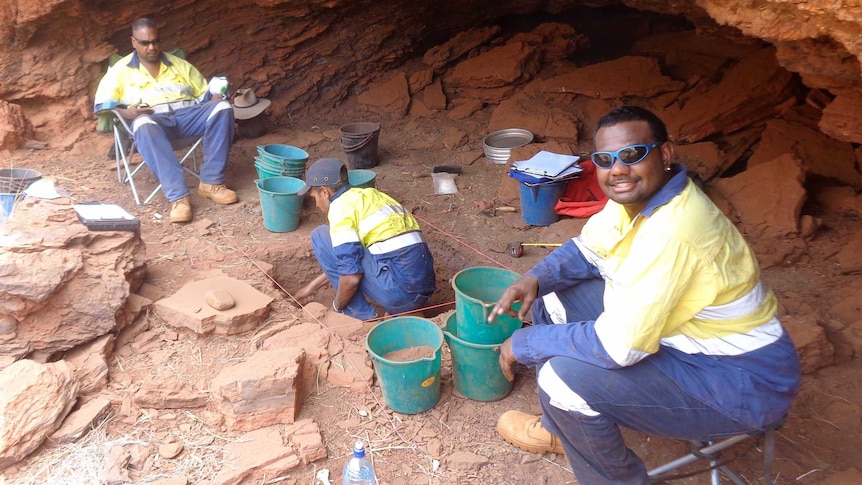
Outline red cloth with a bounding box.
[554,161,608,218]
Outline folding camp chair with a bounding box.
[107,112,203,205]
[647,415,785,484]
[97,48,204,205]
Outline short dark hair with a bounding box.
[594,105,669,143]
[132,18,157,35]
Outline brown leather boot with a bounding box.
[170,196,192,223]
[497,410,565,455]
[198,182,238,204]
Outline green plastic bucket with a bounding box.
[365,316,443,414]
[348,169,377,189]
[255,177,304,232]
[444,313,514,401]
[451,266,523,344]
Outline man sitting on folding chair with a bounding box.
[93,17,237,223]
[489,106,802,484]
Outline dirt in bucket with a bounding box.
[382,345,435,362]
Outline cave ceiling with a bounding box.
[1,0,862,142]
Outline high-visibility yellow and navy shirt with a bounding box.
[93,51,207,113]
[511,165,800,427]
[328,186,435,295]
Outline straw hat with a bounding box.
[232,88,271,120]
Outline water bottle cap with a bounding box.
[353,440,366,457]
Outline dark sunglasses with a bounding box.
[590,142,663,169]
[133,37,160,47]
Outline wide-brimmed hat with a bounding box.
[232,88,271,120]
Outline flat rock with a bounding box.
[48,397,112,445]
[357,71,410,118]
[0,360,79,469]
[211,426,301,485]
[211,347,305,431]
[532,56,685,99]
[712,154,806,240]
[155,276,273,335]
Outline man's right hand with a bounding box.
[487,274,540,323]
[116,102,153,121]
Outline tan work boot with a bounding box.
[170,196,192,223]
[497,410,565,455]
[198,182,238,204]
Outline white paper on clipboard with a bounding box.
[512,151,582,178]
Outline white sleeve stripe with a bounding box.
[331,230,361,247]
[594,314,651,366]
[537,362,600,416]
[357,205,408,235]
[573,236,609,279]
[694,280,766,320]
[541,292,568,324]
[661,317,783,356]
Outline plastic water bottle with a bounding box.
[342,440,376,485]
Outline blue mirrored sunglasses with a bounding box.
[590,142,663,169]
[133,37,160,47]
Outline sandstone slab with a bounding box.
[534,56,685,100]
[0,360,79,470]
[712,154,806,240]
[48,397,112,445]
[211,347,305,431]
[154,276,273,335]
[211,426,301,485]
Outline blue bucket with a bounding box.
[519,181,566,226]
[255,177,304,232]
[0,193,16,220]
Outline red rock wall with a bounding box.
[1,0,861,142]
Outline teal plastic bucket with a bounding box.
[255,177,304,232]
[255,157,304,179]
[348,169,377,189]
[451,266,523,344]
[257,144,309,164]
[444,313,514,401]
[365,316,443,414]
[519,181,566,226]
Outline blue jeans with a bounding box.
[132,100,235,201]
[311,226,434,320]
[531,277,756,484]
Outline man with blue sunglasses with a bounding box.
[94,17,237,223]
[490,106,801,484]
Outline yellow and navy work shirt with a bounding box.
[328,185,422,273]
[511,165,800,426]
[93,52,207,113]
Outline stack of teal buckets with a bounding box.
[255,144,309,179]
[446,266,523,401]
